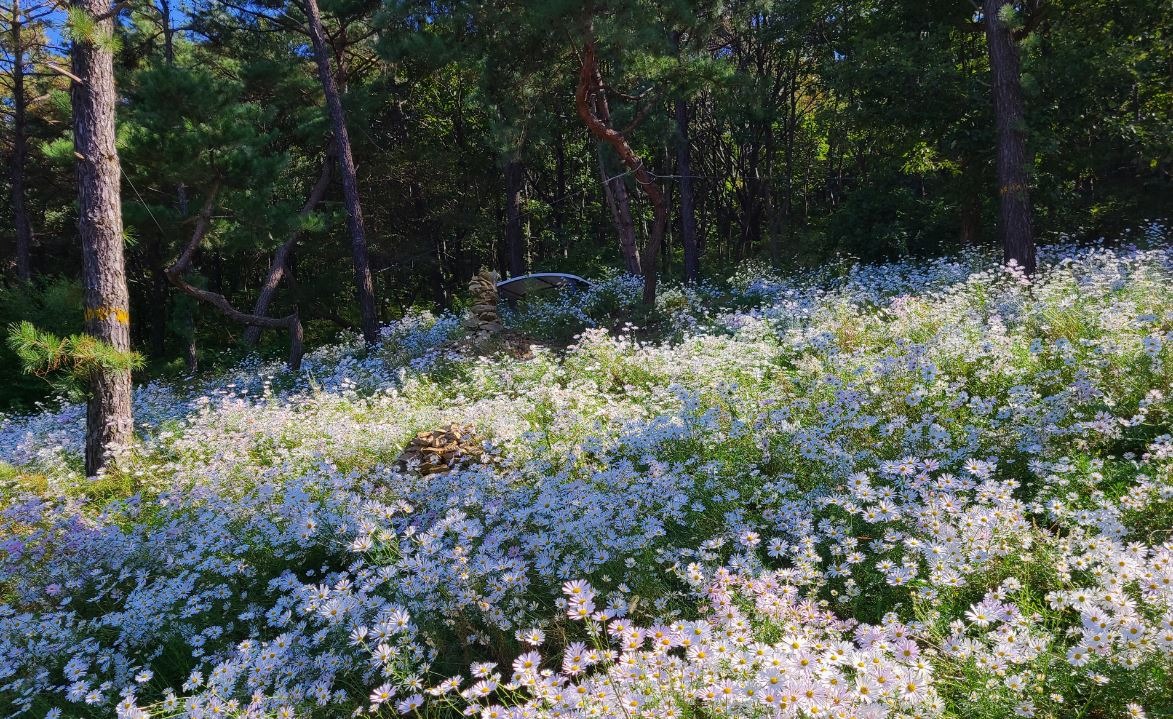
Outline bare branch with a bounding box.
[43,60,83,83]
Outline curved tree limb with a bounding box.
[575,39,666,305]
[581,49,641,276]
[242,154,332,346]
[165,182,305,370]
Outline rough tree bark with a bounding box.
[8,0,34,281]
[675,97,699,283]
[782,51,801,252]
[146,233,167,356]
[157,0,174,63]
[983,0,1036,275]
[504,157,526,277]
[737,143,765,261]
[576,40,666,304]
[242,156,332,346]
[302,0,379,344]
[165,184,305,370]
[71,0,134,475]
[183,315,197,373]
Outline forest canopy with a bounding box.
[1,0,1170,413]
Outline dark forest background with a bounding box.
[2,0,1170,410]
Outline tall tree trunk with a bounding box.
[430,234,449,309]
[158,0,174,63]
[303,0,379,343]
[783,55,800,250]
[72,0,134,476]
[242,156,332,346]
[160,4,183,220]
[675,98,699,283]
[960,189,983,247]
[554,126,568,257]
[184,316,198,373]
[596,146,641,275]
[504,157,526,277]
[493,191,507,276]
[577,40,665,304]
[738,140,765,261]
[8,0,34,281]
[151,0,188,359]
[984,0,1036,275]
[451,228,471,284]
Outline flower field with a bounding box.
[2,241,1172,719]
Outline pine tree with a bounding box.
[1,0,53,281]
[69,0,134,474]
[983,0,1037,275]
[301,0,379,345]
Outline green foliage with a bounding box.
[64,7,97,42]
[0,279,84,409]
[2,0,1170,411]
[64,7,122,52]
[6,321,144,402]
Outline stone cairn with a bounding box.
[396,423,487,476]
[464,268,504,342]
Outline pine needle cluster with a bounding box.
[6,321,144,400]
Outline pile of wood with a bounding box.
[464,269,504,339]
[396,423,487,476]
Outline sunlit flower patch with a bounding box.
[2,237,1171,718]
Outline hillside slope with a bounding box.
[2,242,1172,719]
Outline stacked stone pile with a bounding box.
[465,269,503,339]
[396,423,488,476]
